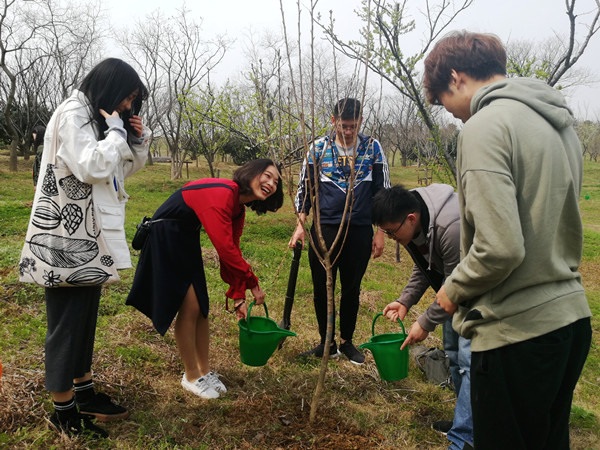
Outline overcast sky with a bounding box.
[104,0,600,119]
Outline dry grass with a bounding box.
[1,153,599,448]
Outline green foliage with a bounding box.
[571,405,599,431]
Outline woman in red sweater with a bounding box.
[127,159,283,399]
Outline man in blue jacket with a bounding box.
[289,98,390,364]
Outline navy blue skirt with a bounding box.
[126,190,209,336]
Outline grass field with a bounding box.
[1,154,599,449]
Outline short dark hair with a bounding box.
[79,58,149,137]
[424,31,507,105]
[371,185,419,226]
[333,98,361,120]
[233,158,284,215]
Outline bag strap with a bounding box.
[181,182,234,192]
[181,182,243,220]
[47,102,68,166]
[405,241,444,292]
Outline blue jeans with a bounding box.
[443,319,473,450]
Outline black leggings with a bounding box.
[308,224,373,342]
[45,286,101,392]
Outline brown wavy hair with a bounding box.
[424,31,506,105]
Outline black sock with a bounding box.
[54,397,77,422]
[74,380,95,403]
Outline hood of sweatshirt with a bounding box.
[412,183,457,263]
[471,77,575,131]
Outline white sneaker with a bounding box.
[205,371,227,394]
[181,373,219,399]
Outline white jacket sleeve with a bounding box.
[56,108,134,184]
[124,126,151,178]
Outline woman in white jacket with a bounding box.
[38,58,151,438]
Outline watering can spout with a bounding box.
[277,329,297,338]
[358,342,375,351]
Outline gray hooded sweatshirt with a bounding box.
[444,77,591,352]
[397,183,459,332]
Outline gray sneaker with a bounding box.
[181,373,219,399]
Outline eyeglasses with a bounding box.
[379,215,409,236]
[335,121,360,132]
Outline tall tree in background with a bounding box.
[506,0,600,88]
[320,0,474,183]
[1,0,48,172]
[119,7,228,179]
[0,0,105,171]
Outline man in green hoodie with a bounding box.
[424,31,592,449]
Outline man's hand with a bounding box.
[372,228,385,258]
[436,285,457,315]
[400,321,429,350]
[383,301,408,322]
[289,214,306,248]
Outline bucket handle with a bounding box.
[372,312,406,336]
[246,300,269,332]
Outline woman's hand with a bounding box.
[129,115,144,138]
[99,109,119,119]
[234,299,248,320]
[250,285,265,305]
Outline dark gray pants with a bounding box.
[45,286,101,392]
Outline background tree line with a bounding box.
[1,0,599,180]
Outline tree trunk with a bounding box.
[9,139,18,172]
[309,255,335,423]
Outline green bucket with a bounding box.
[238,301,297,367]
[359,313,409,381]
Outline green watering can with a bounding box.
[238,301,297,367]
[359,313,409,381]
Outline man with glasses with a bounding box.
[372,184,473,450]
[290,97,390,364]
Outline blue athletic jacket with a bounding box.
[294,133,390,226]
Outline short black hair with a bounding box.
[371,185,419,225]
[233,158,284,215]
[333,98,361,120]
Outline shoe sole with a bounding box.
[348,358,365,366]
[79,410,130,422]
[181,382,220,399]
[431,425,450,436]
